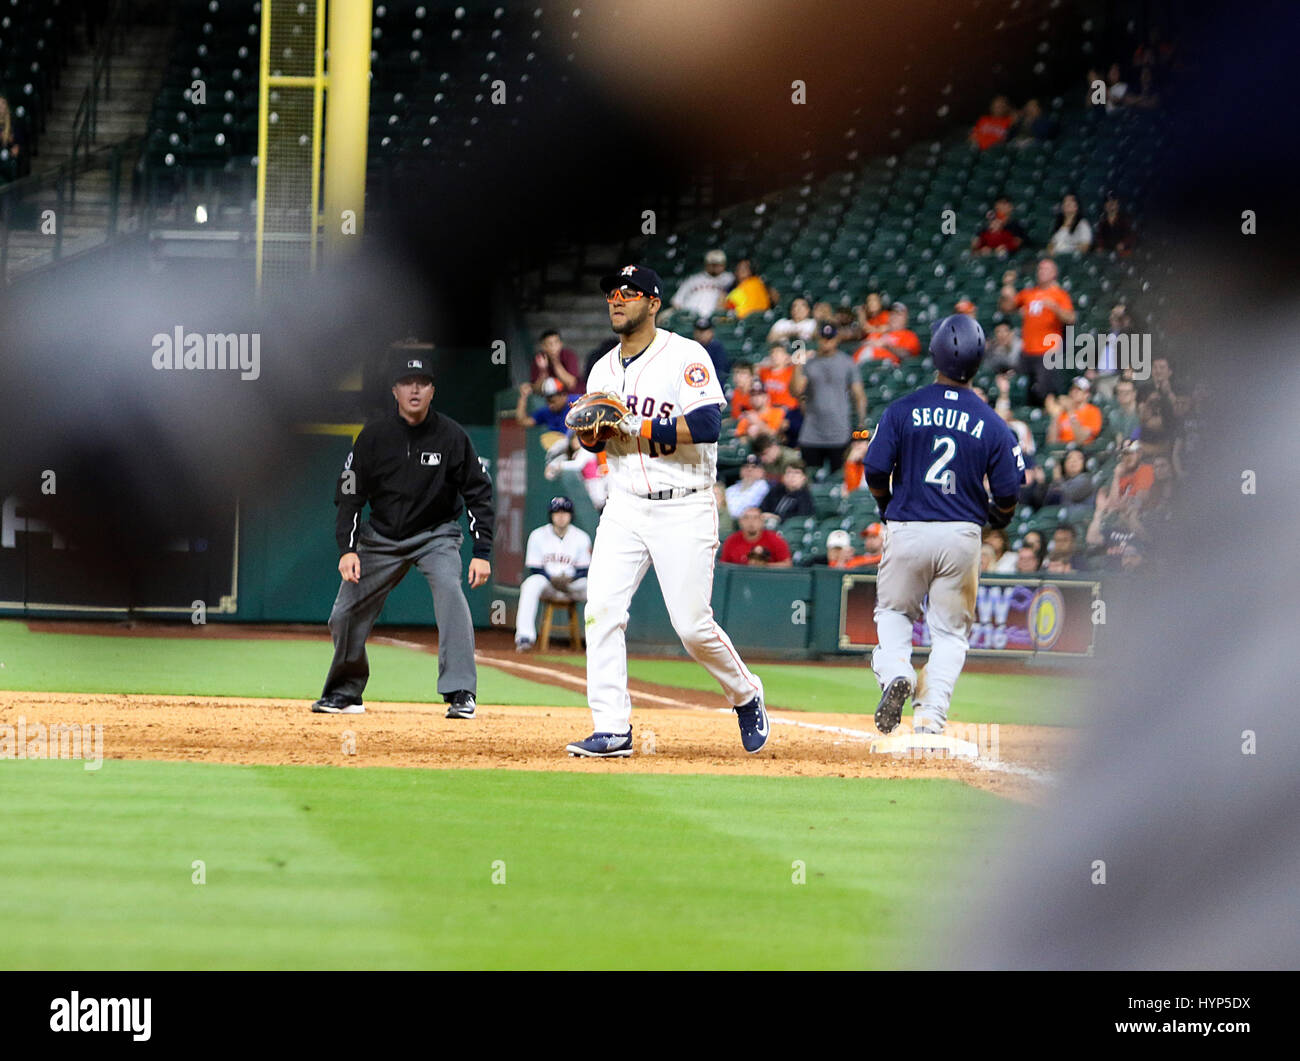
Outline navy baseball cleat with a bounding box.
[311,693,364,714]
[444,690,476,719]
[566,731,633,758]
[873,676,912,735]
[734,692,770,753]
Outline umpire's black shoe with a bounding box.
[311,693,365,715]
[444,690,476,719]
[873,676,912,735]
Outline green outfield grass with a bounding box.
[0,759,1005,969]
[0,620,584,706]
[608,659,1081,726]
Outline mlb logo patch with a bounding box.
[684,362,711,386]
[408,359,425,370]
[420,452,442,466]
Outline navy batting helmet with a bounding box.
[929,313,985,383]
[548,496,574,514]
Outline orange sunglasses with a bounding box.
[606,286,650,303]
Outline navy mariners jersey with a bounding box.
[863,383,1025,523]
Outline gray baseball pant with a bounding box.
[321,522,477,701]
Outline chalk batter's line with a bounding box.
[378,637,1055,783]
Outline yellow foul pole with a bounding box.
[323,0,372,265]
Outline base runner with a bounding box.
[564,264,767,758]
[862,314,1025,735]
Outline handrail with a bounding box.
[0,135,144,285]
[68,0,133,193]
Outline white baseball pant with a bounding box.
[515,575,588,645]
[871,520,982,729]
[585,487,761,734]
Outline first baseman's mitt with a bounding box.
[565,391,631,442]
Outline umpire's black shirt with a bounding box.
[334,408,495,559]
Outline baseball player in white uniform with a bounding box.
[515,495,592,651]
[565,264,768,758]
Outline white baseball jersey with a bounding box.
[585,329,726,494]
[525,522,592,580]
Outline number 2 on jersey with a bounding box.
[925,435,956,491]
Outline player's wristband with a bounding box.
[641,416,677,446]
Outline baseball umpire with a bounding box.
[311,353,495,718]
[862,314,1025,735]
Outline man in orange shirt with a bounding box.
[736,381,787,440]
[852,304,921,365]
[969,96,1016,150]
[998,257,1076,405]
[1046,377,1103,444]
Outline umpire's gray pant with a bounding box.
[322,522,477,701]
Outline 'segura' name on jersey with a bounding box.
[909,405,987,437]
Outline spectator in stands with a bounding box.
[753,432,802,479]
[530,330,581,394]
[515,379,576,433]
[720,507,793,567]
[1144,455,1177,524]
[1126,65,1162,110]
[842,434,870,493]
[760,343,801,441]
[980,543,998,573]
[1046,377,1103,445]
[1014,545,1041,575]
[1107,440,1154,506]
[724,258,776,319]
[1109,377,1142,444]
[761,463,815,521]
[969,95,1016,151]
[0,95,27,176]
[987,322,1023,374]
[729,362,755,419]
[1046,193,1093,256]
[1137,387,1177,458]
[669,249,733,321]
[692,318,730,379]
[999,257,1076,405]
[1085,488,1142,571]
[824,529,860,569]
[858,292,890,336]
[1088,63,1129,112]
[993,375,1035,458]
[713,483,736,539]
[955,298,978,318]
[1094,192,1136,255]
[1045,523,1084,573]
[737,381,787,441]
[985,528,1020,574]
[859,522,884,566]
[1010,98,1058,146]
[1139,355,1179,404]
[725,454,771,518]
[1043,449,1098,523]
[1093,302,1134,396]
[1024,527,1045,566]
[792,322,866,475]
[972,196,1029,256]
[767,296,816,346]
[852,303,920,365]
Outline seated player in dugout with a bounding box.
[311,354,495,720]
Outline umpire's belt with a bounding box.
[641,487,704,501]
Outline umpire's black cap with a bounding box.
[598,264,663,299]
[391,354,435,386]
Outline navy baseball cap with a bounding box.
[818,322,838,340]
[693,317,714,331]
[548,496,574,514]
[391,355,435,386]
[599,264,663,299]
